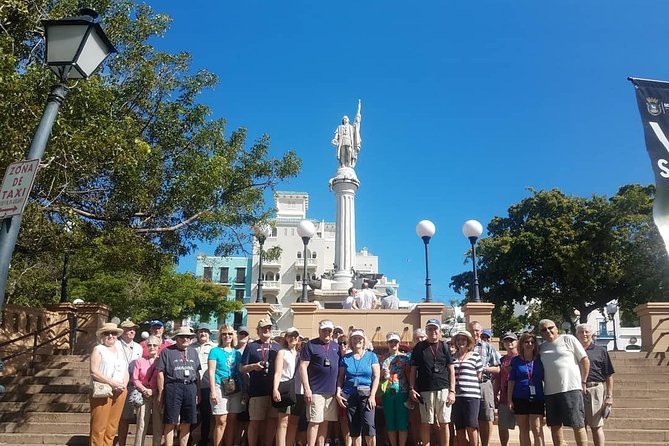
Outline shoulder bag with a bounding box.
[91,381,113,398]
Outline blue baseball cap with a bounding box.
[481,329,493,338]
[149,320,164,327]
[426,319,441,328]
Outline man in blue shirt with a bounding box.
[300,320,340,446]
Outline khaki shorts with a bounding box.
[419,389,452,424]
[249,395,278,421]
[308,394,338,423]
[584,383,606,428]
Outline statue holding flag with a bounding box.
[332,100,362,168]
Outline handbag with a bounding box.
[272,378,296,408]
[222,377,238,396]
[127,388,144,407]
[91,381,113,398]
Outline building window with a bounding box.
[276,273,280,280]
[235,267,245,283]
[203,267,212,281]
[271,227,277,237]
[296,274,301,282]
[312,252,317,259]
[235,289,245,302]
[297,251,302,258]
[219,267,229,283]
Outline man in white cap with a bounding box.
[300,319,340,446]
[409,319,456,446]
[241,318,281,446]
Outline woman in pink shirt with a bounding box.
[132,335,162,446]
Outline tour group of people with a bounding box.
[88,316,614,446]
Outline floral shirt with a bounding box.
[381,353,410,393]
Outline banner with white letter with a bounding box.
[631,77,669,255]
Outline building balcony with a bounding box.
[263,258,281,268]
[295,258,317,268]
[263,280,280,291]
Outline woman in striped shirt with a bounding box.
[451,331,483,446]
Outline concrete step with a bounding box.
[0,376,89,386]
[613,407,669,418]
[608,365,669,373]
[607,417,669,430]
[0,412,90,423]
[613,372,669,381]
[32,369,88,378]
[0,401,89,413]
[2,383,90,394]
[615,387,669,398]
[36,359,90,370]
[0,422,89,434]
[0,393,89,403]
[613,397,668,408]
[0,433,153,445]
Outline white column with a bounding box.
[330,167,359,291]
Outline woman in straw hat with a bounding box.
[336,330,380,446]
[89,322,128,446]
[451,330,483,446]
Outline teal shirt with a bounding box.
[208,347,241,385]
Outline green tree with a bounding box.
[0,0,300,316]
[451,185,669,327]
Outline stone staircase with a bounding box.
[0,351,667,445]
[0,354,155,445]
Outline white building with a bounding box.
[252,191,399,329]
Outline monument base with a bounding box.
[312,289,349,308]
[331,271,353,290]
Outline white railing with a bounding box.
[295,258,317,267]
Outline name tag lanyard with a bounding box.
[351,351,365,387]
[526,360,536,396]
[429,341,442,373]
[180,350,191,377]
[322,341,332,367]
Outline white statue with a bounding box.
[332,100,362,168]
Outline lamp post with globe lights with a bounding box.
[416,220,436,303]
[606,302,619,351]
[253,223,272,303]
[297,220,316,303]
[0,9,115,311]
[462,219,483,303]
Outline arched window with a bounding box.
[297,251,302,258]
[312,252,317,259]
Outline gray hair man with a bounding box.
[575,324,615,446]
[539,319,590,446]
[469,320,501,446]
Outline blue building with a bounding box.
[194,254,252,329]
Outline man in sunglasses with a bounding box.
[538,319,590,446]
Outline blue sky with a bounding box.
[146,1,667,303]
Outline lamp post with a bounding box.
[606,302,619,351]
[462,219,483,303]
[416,220,436,303]
[297,220,316,303]
[0,9,115,312]
[253,223,272,303]
[59,220,73,304]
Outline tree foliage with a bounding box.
[451,185,669,327]
[0,0,300,319]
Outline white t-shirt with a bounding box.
[342,295,355,309]
[357,289,376,309]
[539,334,587,395]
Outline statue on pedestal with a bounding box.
[332,100,362,168]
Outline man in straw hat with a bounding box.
[409,319,456,446]
[156,326,200,446]
[116,320,143,446]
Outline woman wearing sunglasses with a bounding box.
[89,322,128,446]
[132,335,163,446]
[208,325,242,446]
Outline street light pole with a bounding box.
[462,220,483,303]
[607,302,619,351]
[0,10,115,312]
[416,220,436,303]
[253,223,272,303]
[296,220,316,303]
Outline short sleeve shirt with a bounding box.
[381,353,410,393]
[498,353,517,404]
[300,338,340,395]
[241,340,280,397]
[539,334,587,395]
[156,345,200,381]
[410,340,453,392]
[209,347,242,386]
[509,356,545,401]
[340,351,378,394]
[474,340,501,380]
[584,343,615,383]
[453,352,483,398]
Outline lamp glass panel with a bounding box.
[46,24,89,63]
[75,28,110,77]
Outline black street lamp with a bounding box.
[296,220,316,303]
[0,9,115,311]
[462,219,483,303]
[253,223,272,303]
[606,302,619,351]
[416,220,436,303]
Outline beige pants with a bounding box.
[134,394,163,446]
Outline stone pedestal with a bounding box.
[415,302,446,328]
[462,302,495,331]
[50,302,110,354]
[245,303,274,332]
[291,302,320,336]
[330,167,360,291]
[634,302,669,352]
